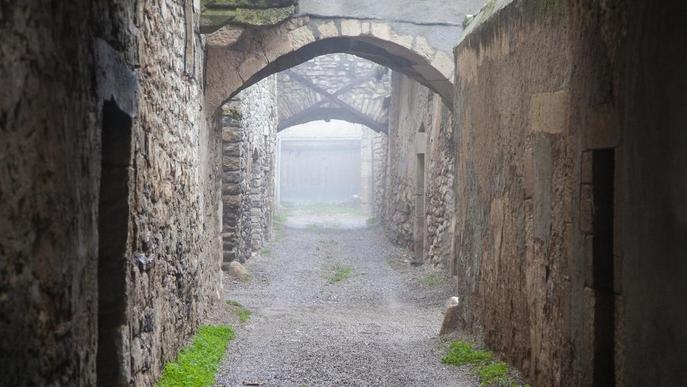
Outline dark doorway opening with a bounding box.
[97,100,132,386]
[592,148,615,387]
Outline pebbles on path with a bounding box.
[211,222,477,387]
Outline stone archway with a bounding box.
[204,15,455,114]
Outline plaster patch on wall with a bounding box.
[529,90,570,134]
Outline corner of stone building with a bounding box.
[220,75,279,268]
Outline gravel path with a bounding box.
[212,220,477,387]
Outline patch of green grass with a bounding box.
[421,272,442,287]
[157,325,234,387]
[366,217,379,226]
[327,264,353,284]
[442,341,492,366]
[478,361,511,386]
[260,247,272,256]
[442,341,525,386]
[225,300,251,323]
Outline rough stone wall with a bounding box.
[424,98,455,268]
[383,73,428,248]
[127,2,221,385]
[450,1,687,386]
[222,77,278,265]
[383,72,454,264]
[359,126,389,215]
[0,2,103,384]
[372,132,389,220]
[360,128,374,213]
[0,1,222,385]
[452,3,581,385]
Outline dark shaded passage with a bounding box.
[592,149,615,387]
[97,100,132,386]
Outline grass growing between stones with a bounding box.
[442,341,527,386]
[226,300,252,323]
[157,325,234,387]
[327,264,353,284]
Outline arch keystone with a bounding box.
[370,22,392,41]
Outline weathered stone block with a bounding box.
[223,142,241,156]
[370,22,391,41]
[316,20,339,39]
[288,25,316,48]
[439,296,462,335]
[529,90,570,134]
[340,19,361,36]
[413,36,435,62]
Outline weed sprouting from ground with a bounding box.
[478,361,511,386]
[157,325,234,387]
[260,247,272,256]
[225,300,251,323]
[236,307,251,323]
[442,341,526,386]
[421,272,443,287]
[442,341,492,366]
[327,264,353,284]
[366,217,379,226]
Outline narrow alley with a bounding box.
[211,212,475,386]
[2,1,686,386]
